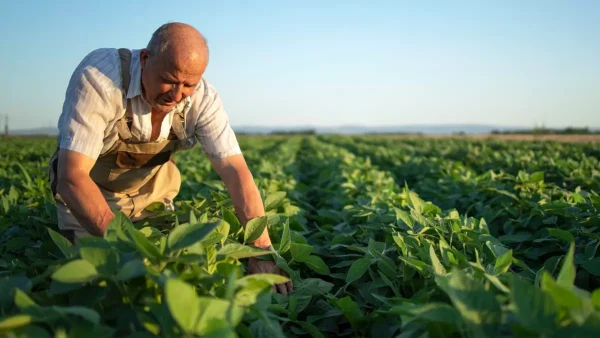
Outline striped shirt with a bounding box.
[57,48,242,159]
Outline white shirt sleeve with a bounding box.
[58,49,120,159]
[191,79,242,159]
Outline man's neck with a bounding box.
[151,108,168,121]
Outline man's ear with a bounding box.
[140,49,150,69]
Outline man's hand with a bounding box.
[248,257,294,296]
[56,149,114,236]
[210,154,293,294]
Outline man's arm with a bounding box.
[56,149,114,236]
[210,153,293,295]
[209,154,271,248]
[193,79,292,294]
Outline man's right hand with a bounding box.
[56,149,114,237]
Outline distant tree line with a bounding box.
[270,129,316,135]
[491,127,600,135]
[235,129,317,136]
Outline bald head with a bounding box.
[140,22,209,114]
[147,22,209,63]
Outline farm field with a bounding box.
[1,135,600,337]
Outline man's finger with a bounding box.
[276,283,288,296]
[286,281,294,292]
[272,285,276,293]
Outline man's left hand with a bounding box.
[248,257,294,296]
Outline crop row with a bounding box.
[326,136,600,289]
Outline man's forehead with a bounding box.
[159,49,206,73]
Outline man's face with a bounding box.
[140,49,205,114]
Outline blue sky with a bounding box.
[1,1,598,130]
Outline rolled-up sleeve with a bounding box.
[192,79,242,159]
[58,50,115,159]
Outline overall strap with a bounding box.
[170,108,187,140]
[116,48,133,141]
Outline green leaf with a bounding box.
[304,255,330,275]
[168,220,220,252]
[165,278,200,333]
[295,321,326,338]
[399,257,432,276]
[435,270,501,337]
[194,297,244,334]
[378,270,400,297]
[592,289,600,309]
[222,208,241,235]
[279,219,291,254]
[249,317,286,338]
[557,243,576,288]
[540,272,593,325]
[80,247,119,275]
[367,238,386,256]
[51,260,98,284]
[145,201,165,213]
[290,243,313,262]
[116,259,147,281]
[333,296,362,330]
[264,191,287,211]
[190,210,198,224]
[485,274,510,294]
[493,249,513,275]
[199,232,227,248]
[547,228,575,244]
[589,195,600,210]
[0,314,32,330]
[388,302,460,325]
[214,219,230,245]
[510,275,557,333]
[294,278,334,297]
[56,306,101,324]
[103,210,133,242]
[498,232,531,243]
[581,258,600,276]
[126,227,161,261]
[530,171,545,182]
[392,234,408,256]
[236,274,290,287]
[13,289,36,309]
[47,227,75,259]
[488,187,519,201]
[244,216,269,244]
[394,207,414,229]
[346,258,372,283]
[235,278,272,307]
[373,251,396,279]
[540,272,581,309]
[0,276,32,306]
[429,245,446,275]
[217,243,271,260]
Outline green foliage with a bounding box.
[0,135,599,337]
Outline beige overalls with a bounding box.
[48,49,188,244]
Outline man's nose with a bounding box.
[170,84,184,102]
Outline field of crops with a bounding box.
[1,135,600,337]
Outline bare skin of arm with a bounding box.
[56,149,115,237]
[210,153,294,295]
[210,154,271,247]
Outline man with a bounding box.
[47,22,293,295]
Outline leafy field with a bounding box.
[1,135,600,337]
